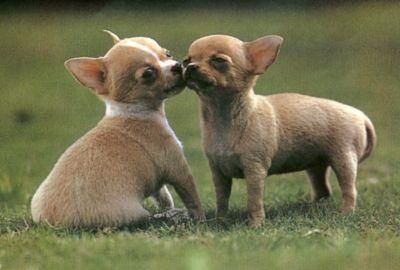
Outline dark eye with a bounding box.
[182,57,191,67]
[210,56,229,72]
[142,67,157,81]
[211,57,226,63]
[165,50,172,58]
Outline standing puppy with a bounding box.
[31,31,204,227]
[183,34,376,227]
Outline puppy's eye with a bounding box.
[142,67,157,81]
[211,57,226,63]
[210,56,229,72]
[182,57,191,67]
[165,50,172,58]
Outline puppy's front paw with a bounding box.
[198,214,207,223]
[249,218,264,229]
[216,208,229,219]
[248,209,266,228]
[153,208,190,223]
[341,205,355,215]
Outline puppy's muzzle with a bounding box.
[184,64,198,77]
[184,64,214,91]
[162,62,185,95]
[171,62,183,76]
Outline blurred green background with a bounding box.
[0,2,399,269]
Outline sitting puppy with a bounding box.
[183,34,376,227]
[31,31,204,227]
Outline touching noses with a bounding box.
[171,62,183,75]
[185,63,198,75]
[183,63,199,80]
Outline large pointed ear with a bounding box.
[64,57,108,95]
[103,30,120,44]
[244,35,283,75]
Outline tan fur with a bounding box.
[183,34,376,227]
[31,32,204,227]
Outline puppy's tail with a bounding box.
[359,116,376,162]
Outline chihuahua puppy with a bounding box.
[31,31,204,227]
[183,34,376,227]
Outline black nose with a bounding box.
[185,64,198,75]
[171,63,183,75]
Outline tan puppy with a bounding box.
[31,31,204,227]
[183,34,376,227]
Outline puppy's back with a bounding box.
[264,93,375,165]
[31,118,158,227]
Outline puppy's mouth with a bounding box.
[163,78,185,96]
[184,70,214,92]
[186,78,214,92]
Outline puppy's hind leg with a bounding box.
[88,200,151,227]
[152,185,174,210]
[306,165,332,202]
[330,152,358,213]
[124,201,151,224]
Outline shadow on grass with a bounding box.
[266,198,338,219]
[0,198,342,236]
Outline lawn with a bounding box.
[0,2,399,269]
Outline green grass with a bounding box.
[1,2,400,269]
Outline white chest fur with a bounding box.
[158,116,183,149]
[104,98,183,148]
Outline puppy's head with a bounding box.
[183,34,283,96]
[65,31,184,105]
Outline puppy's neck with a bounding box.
[102,98,182,148]
[200,88,256,125]
[103,98,165,120]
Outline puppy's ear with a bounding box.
[64,57,108,95]
[103,30,120,44]
[245,35,283,75]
